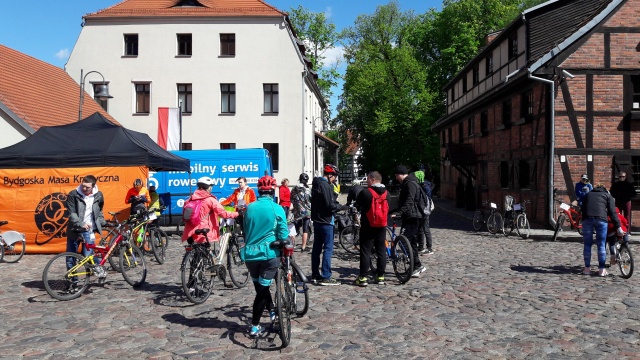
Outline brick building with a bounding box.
[432,0,640,229]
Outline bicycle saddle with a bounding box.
[194,228,210,235]
[270,239,291,249]
[0,220,8,226]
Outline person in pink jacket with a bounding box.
[181,177,238,243]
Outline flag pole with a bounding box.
[178,99,183,150]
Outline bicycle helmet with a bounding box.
[257,175,277,191]
[133,178,143,187]
[299,173,309,184]
[323,164,339,175]
[197,177,214,187]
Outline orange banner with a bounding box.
[0,166,148,254]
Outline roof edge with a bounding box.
[0,100,36,134]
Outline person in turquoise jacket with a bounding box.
[243,175,290,337]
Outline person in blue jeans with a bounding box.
[65,175,107,274]
[581,184,623,277]
[310,164,345,285]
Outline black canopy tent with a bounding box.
[0,112,189,171]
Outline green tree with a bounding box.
[287,6,341,115]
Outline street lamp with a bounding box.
[78,69,112,121]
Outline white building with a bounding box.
[66,0,334,183]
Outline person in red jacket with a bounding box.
[182,177,239,244]
[607,207,629,266]
[278,178,291,219]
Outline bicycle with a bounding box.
[42,219,147,300]
[219,217,249,288]
[502,196,531,239]
[552,198,583,241]
[268,239,296,347]
[369,218,414,284]
[0,221,26,263]
[129,208,168,264]
[472,200,503,234]
[609,233,634,278]
[338,205,360,254]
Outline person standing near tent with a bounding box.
[221,176,257,209]
[125,178,150,215]
[66,175,107,274]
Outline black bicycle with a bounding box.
[609,234,634,279]
[337,205,360,254]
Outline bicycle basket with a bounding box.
[504,195,515,212]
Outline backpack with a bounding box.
[416,184,433,217]
[366,188,389,227]
[182,196,206,226]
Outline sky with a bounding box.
[1,0,442,115]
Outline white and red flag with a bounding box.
[157,107,180,150]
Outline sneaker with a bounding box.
[582,267,591,275]
[599,269,609,277]
[418,248,426,254]
[354,276,368,287]
[372,277,385,285]
[411,265,426,278]
[318,278,340,286]
[249,325,262,336]
[423,249,434,255]
[269,311,277,322]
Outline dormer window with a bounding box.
[473,65,479,86]
[508,34,518,60]
[485,54,493,76]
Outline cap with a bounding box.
[394,165,408,175]
[581,174,588,180]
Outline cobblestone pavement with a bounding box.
[1,199,639,359]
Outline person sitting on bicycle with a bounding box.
[125,178,150,216]
[181,177,238,244]
[242,175,290,336]
[581,183,623,276]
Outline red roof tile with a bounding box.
[85,0,286,19]
[0,45,116,131]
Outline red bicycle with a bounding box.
[552,197,583,241]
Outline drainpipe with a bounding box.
[528,72,556,227]
[302,70,307,175]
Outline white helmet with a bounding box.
[197,177,214,186]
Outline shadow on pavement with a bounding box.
[510,265,582,274]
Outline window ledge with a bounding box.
[182,112,192,116]
[219,113,235,116]
[496,124,506,131]
[175,55,192,58]
[515,117,527,125]
[121,55,138,58]
[262,113,279,116]
[630,110,640,120]
[218,55,235,58]
[133,113,150,116]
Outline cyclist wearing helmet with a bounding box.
[221,176,257,209]
[181,177,239,244]
[243,175,290,336]
[311,164,345,286]
[125,178,150,215]
[291,173,312,251]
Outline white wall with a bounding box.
[66,17,324,183]
[0,109,30,148]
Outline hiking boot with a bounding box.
[372,277,385,285]
[411,266,426,278]
[354,276,368,287]
[318,278,340,286]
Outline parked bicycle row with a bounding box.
[472,196,531,239]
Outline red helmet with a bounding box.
[257,175,277,191]
[323,164,339,175]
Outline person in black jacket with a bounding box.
[609,171,636,226]
[354,171,388,286]
[581,184,624,276]
[347,184,365,210]
[310,164,345,285]
[391,165,426,278]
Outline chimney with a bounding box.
[485,30,501,45]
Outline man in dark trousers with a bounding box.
[354,171,388,286]
[310,164,344,285]
[391,165,426,278]
[610,171,636,226]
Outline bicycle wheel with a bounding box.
[227,239,249,288]
[552,215,565,242]
[42,252,91,301]
[487,213,503,234]
[150,228,168,264]
[275,267,292,347]
[618,243,634,279]
[576,217,583,235]
[106,233,122,272]
[472,210,484,231]
[2,239,26,263]
[119,243,147,287]
[291,265,309,317]
[502,214,515,236]
[515,214,530,239]
[392,234,414,284]
[339,226,359,254]
[181,250,214,304]
[0,242,3,262]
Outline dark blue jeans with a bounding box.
[582,217,607,269]
[66,230,95,270]
[311,223,334,280]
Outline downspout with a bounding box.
[528,72,556,227]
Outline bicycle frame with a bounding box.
[557,201,582,231]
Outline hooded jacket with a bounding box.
[181,189,238,243]
[66,184,106,234]
[356,183,387,228]
[395,173,423,220]
[311,176,342,225]
[220,186,257,208]
[581,186,621,229]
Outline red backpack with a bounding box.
[366,188,389,227]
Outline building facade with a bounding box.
[432,0,640,228]
[66,0,331,184]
